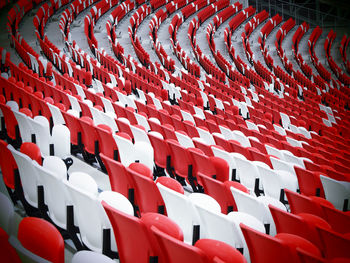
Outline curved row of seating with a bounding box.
[0,0,350,262]
[324,29,350,85]
[340,34,350,74]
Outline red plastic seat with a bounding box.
[20,142,42,165]
[321,205,350,234]
[285,189,326,218]
[61,111,83,149]
[148,132,172,174]
[0,140,18,197]
[167,139,197,190]
[127,163,166,215]
[316,227,350,259]
[96,124,119,161]
[0,103,19,141]
[151,226,211,263]
[198,173,245,214]
[241,223,315,263]
[269,205,331,250]
[99,154,134,201]
[102,202,163,263]
[195,239,247,263]
[78,116,98,157]
[295,166,325,197]
[17,217,64,263]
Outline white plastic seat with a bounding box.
[193,106,205,119]
[136,88,147,102]
[130,125,151,145]
[116,91,128,106]
[219,125,235,140]
[51,124,71,158]
[157,182,200,244]
[273,124,287,136]
[280,112,291,129]
[6,100,19,111]
[234,158,262,193]
[134,112,150,131]
[196,127,215,145]
[31,116,51,156]
[90,107,118,132]
[270,157,297,178]
[281,151,305,168]
[39,156,71,230]
[113,134,135,167]
[227,211,266,261]
[8,145,40,208]
[230,187,286,236]
[188,193,221,238]
[232,130,251,147]
[100,96,116,115]
[72,250,116,263]
[67,94,82,113]
[180,109,195,123]
[286,136,303,147]
[297,126,311,139]
[257,165,299,201]
[47,103,65,126]
[320,175,350,211]
[13,110,34,143]
[133,141,154,172]
[265,144,284,160]
[175,131,194,148]
[64,172,133,253]
[246,121,259,131]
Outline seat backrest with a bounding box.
[39,156,70,229]
[102,201,157,263]
[234,157,260,191]
[0,103,18,140]
[316,226,350,259]
[151,226,210,263]
[127,165,165,214]
[13,110,34,143]
[320,204,350,234]
[240,223,296,263]
[51,124,71,158]
[113,133,135,167]
[148,132,170,169]
[269,205,324,249]
[29,116,51,156]
[61,111,81,146]
[294,166,325,197]
[17,217,64,263]
[8,145,39,208]
[63,172,107,252]
[320,175,350,211]
[192,202,243,249]
[133,141,154,171]
[157,182,199,244]
[95,125,118,160]
[285,189,325,217]
[78,117,97,155]
[197,173,234,214]
[99,154,133,198]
